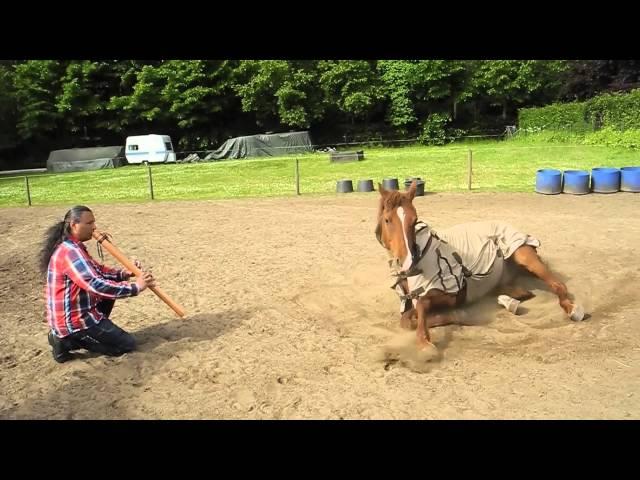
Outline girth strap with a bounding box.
[451,251,473,278]
[397,286,426,302]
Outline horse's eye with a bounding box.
[384,218,390,224]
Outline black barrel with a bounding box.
[357,179,374,192]
[382,178,399,190]
[404,177,425,196]
[336,179,354,193]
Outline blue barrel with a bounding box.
[562,170,590,195]
[535,169,562,195]
[591,167,620,193]
[620,166,640,192]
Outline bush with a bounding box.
[519,88,640,134]
[510,129,586,144]
[418,113,450,145]
[583,126,640,148]
[584,89,640,130]
[519,102,590,132]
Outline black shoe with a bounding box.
[48,331,73,363]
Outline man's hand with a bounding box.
[123,259,145,280]
[135,272,156,292]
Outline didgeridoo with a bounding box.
[92,230,186,317]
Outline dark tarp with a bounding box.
[204,131,313,160]
[47,146,126,173]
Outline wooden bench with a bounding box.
[329,150,364,163]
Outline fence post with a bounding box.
[295,158,300,195]
[147,163,155,200]
[24,176,32,206]
[467,149,473,191]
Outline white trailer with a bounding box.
[125,135,176,164]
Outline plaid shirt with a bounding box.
[46,237,139,337]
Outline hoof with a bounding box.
[417,338,436,351]
[498,295,520,314]
[569,304,585,322]
[418,342,436,352]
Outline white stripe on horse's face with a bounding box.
[396,206,413,271]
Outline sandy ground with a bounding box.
[1,191,639,419]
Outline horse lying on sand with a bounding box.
[375,180,585,350]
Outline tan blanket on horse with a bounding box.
[395,221,540,306]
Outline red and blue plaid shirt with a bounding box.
[46,237,139,337]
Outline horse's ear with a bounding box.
[378,183,387,196]
[407,180,417,200]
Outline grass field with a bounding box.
[1,141,638,207]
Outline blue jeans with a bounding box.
[67,300,137,356]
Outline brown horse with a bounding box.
[375,181,585,350]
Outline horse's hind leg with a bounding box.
[497,286,535,301]
[510,245,584,321]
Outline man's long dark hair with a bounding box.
[39,205,92,275]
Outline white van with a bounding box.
[125,135,176,164]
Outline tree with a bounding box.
[0,62,18,146]
[378,60,478,135]
[473,60,569,120]
[317,60,385,123]
[13,60,66,142]
[233,60,325,130]
[108,62,170,125]
[377,60,419,134]
[107,60,240,148]
[559,60,640,101]
[160,60,239,147]
[54,60,154,144]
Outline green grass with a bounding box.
[1,141,638,207]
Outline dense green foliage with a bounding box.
[1,60,638,170]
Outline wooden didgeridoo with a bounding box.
[92,230,186,318]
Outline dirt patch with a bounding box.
[1,192,638,419]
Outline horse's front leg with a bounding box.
[400,308,417,329]
[401,305,463,330]
[414,297,434,349]
[414,291,461,348]
[397,279,416,330]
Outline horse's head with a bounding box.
[375,180,420,272]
